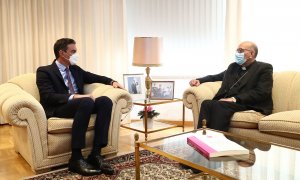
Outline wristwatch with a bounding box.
[231,97,237,103]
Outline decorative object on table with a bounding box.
[24,150,204,180]
[150,81,175,100]
[138,106,160,129]
[132,37,163,102]
[202,119,207,135]
[123,73,145,100]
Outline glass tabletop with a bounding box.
[139,129,300,179]
[133,98,182,106]
[121,120,177,133]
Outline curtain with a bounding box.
[126,0,226,77]
[225,0,300,71]
[224,0,242,66]
[0,0,128,84]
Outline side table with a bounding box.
[121,98,185,141]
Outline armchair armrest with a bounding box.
[84,83,132,113]
[1,83,47,128]
[183,81,221,128]
[1,83,48,160]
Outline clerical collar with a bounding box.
[241,60,256,71]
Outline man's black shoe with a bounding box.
[68,158,102,176]
[87,155,115,175]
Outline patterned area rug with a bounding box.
[24,150,216,180]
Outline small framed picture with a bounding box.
[150,81,175,100]
[123,74,145,100]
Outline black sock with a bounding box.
[71,148,83,160]
[91,147,101,157]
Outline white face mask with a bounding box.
[69,53,79,65]
[235,52,246,65]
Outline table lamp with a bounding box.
[132,37,163,102]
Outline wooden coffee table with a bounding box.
[134,128,300,179]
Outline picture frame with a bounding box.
[150,81,175,100]
[123,73,145,100]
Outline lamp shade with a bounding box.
[132,37,163,67]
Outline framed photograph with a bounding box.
[150,81,175,100]
[123,73,145,100]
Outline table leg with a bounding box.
[134,133,140,180]
[144,105,148,141]
[182,103,185,132]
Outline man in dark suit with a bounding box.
[36,38,123,176]
[189,41,273,131]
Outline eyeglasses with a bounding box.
[236,48,252,53]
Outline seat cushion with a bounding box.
[230,110,265,129]
[48,115,96,134]
[259,110,300,140]
[48,130,94,155]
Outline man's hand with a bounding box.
[73,94,95,101]
[189,79,200,87]
[219,97,236,102]
[112,81,124,89]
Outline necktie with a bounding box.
[65,68,75,94]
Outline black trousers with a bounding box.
[197,100,248,131]
[53,96,113,149]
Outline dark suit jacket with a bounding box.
[36,61,113,118]
[197,61,273,115]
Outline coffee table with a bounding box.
[134,128,300,179]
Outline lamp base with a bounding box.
[145,66,152,103]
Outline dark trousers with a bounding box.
[197,100,248,131]
[53,96,113,149]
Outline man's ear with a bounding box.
[249,51,254,59]
[59,50,63,55]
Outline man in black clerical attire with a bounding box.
[189,41,273,132]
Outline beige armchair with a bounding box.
[0,73,132,173]
[183,71,300,149]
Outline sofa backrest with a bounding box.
[8,73,40,102]
[272,71,300,113]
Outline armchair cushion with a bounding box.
[259,110,300,140]
[230,110,265,129]
[48,115,96,134]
